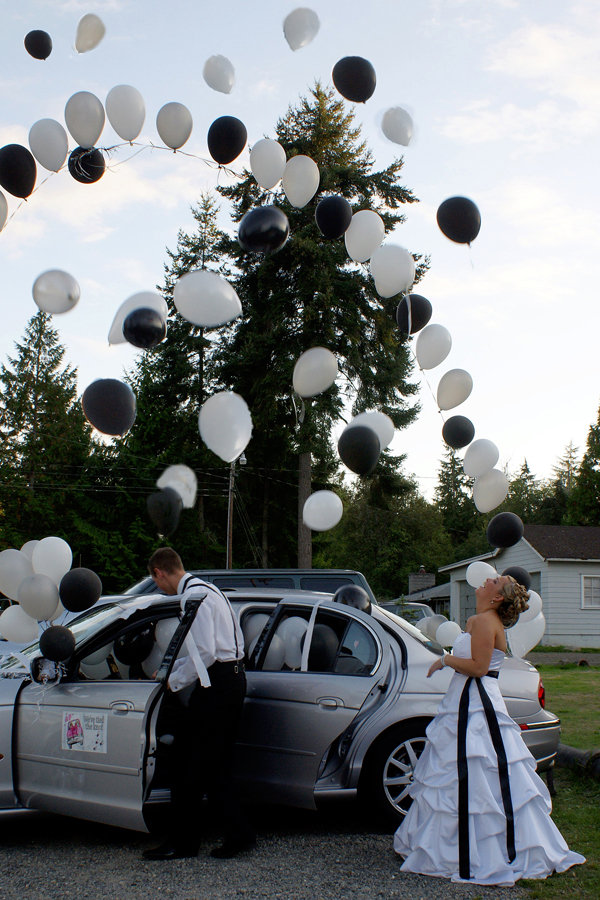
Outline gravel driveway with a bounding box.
[0,803,529,900]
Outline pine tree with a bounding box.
[217,84,426,565]
[434,448,478,546]
[506,460,544,522]
[0,312,92,548]
[566,412,600,524]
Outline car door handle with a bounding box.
[318,697,342,709]
[110,700,134,713]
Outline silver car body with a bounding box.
[0,589,559,831]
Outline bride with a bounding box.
[393,574,585,885]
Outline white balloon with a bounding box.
[519,589,542,623]
[156,102,193,150]
[415,324,452,370]
[157,465,197,509]
[65,91,105,149]
[424,614,448,641]
[199,391,253,462]
[203,55,235,94]
[507,612,546,658]
[28,119,69,172]
[32,269,80,315]
[463,439,499,479]
[80,659,111,679]
[473,468,509,514]
[142,642,164,678]
[17,574,60,621]
[381,107,413,146]
[436,368,473,411]
[49,601,66,623]
[344,210,385,263]
[20,540,39,560]
[242,613,269,646]
[283,8,320,50]
[108,291,168,345]
[370,244,415,297]
[435,620,462,647]
[250,138,286,190]
[0,191,7,232]
[263,633,285,669]
[155,619,179,652]
[279,616,308,668]
[0,549,34,601]
[346,411,395,449]
[0,604,38,643]
[75,13,106,53]
[466,561,498,588]
[303,491,343,531]
[174,269,242,328]
[282,155,320,208]
[82,643,112,665]
[32,537,72,585]
[106,85,145,142]
[292,347,338,397]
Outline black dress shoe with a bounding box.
[209,837,256,859]
[143,842,198,860]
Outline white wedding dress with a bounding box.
[393,632,585,885]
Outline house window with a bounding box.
[582,576,600,609]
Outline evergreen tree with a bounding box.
[566,411,600,524]
[505,460,544,522]
[0,312,91,548]
[217,84,426,565]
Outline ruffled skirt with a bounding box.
[393,673,585,885]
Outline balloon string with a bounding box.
[407,344,446,425]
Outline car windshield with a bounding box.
[376,606,444,654]
[0,602,128,671]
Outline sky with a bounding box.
[1,0,599,501]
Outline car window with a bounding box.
[213,576,295,589]
[299,575,353,592]
[76,615,179,682]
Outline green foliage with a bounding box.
[566,409,600,524]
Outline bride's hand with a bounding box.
[427,658,443,677]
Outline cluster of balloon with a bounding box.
[81,378,137,436]
[147,487,183,537]
[199,391,253,462]
[502,565,531,590]
[203,55,235,94]
[0,537,73,643]
[302,490,343,532]
[416,613,461,647]
[75,13,106,53]
[32,270,80,315]
[395,293,432,336]
[207,116,247,166]
[238,206,290,253]
[0,144,37,199]
[437,196,481,245]
[173,270,241,328]
[442,415,475,450]
[108,291,168,345]
[332,57,377,103]
[293,347,338,398]
[283,8,320,51]
[487,512,524,549]
[507,588,546,658]
[24,30,52,60]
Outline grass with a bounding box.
[532,644,600,654]
[521,768,599,899]
[535,665,600,751]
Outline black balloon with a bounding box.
[238,205,290,253]
[332,56,377,103]
[147,486,183,536]
[68,147,105,184]
[436,196,481,244]
[40,625,75,662]
[207,116,247,165]
[502,566,532,591]
[395,293,433,335]
[315,195,352,239]
[487,512,525,548]
[24,30,52,60]
[338,425,380,476]
[59,568,103,613]
[333,584,371,614]
[114,625,155,666]
[0,144,37,198]
[442,415,475,450]
[123,307,166,349]
[82,378,137,436]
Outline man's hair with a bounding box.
[148,547,184,575]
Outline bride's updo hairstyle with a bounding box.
[497,575,529,627]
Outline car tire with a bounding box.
[359,720,430,829]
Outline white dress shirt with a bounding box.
[168,574,245,692]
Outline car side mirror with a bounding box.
[30,656,61,685]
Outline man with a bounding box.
[143,547,255,860]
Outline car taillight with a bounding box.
[538,677,546,708]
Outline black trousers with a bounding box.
[161,662,253,847]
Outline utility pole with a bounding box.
[226,452,246,568]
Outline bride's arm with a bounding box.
[427,616,494,678]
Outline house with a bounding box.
[438,525,600,649]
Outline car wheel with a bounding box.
[360,721,430,828]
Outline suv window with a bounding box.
[299,575,353,593]
[213,575,295,589]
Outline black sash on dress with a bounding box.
[457,670,516,880]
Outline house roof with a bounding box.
[407,581,451,601]
[522,525,600,561]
